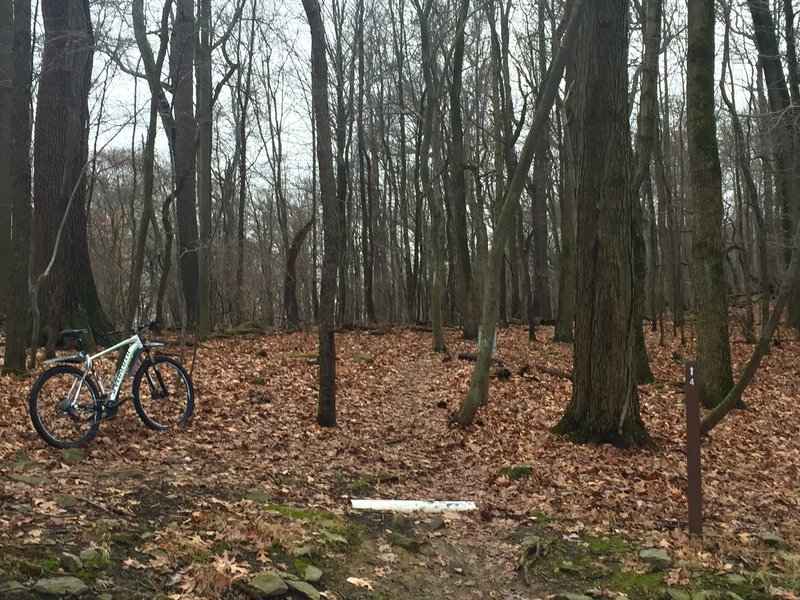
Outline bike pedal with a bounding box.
[102,405,119,420]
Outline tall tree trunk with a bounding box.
[302,0,339,427]
[552,0,653,448]
[449,0,477,339]
[688,0,734,408]
[389,0,416,323]
[236,0,257,325]
[554,78,576,342]
[170,0,199,328]
[456,0,586,427]
[0,0,11,319]
[33,0,112,354]
[128,0,171,332]
[196,0,212,337]
[415,0,446,352]
[629,0,661,383]
[1,0,33,374]
[531,0,552,321]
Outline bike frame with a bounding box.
[45,333,163,404]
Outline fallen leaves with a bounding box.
[0,324,799,598]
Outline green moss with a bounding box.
[293,558,308,571]
[583,534,629,554]
[609,570,665,596]
[352,354,374,363]
[286,352,318,360]
[38,550,60,572]
[84,552,110,569]
[75,569,95,584]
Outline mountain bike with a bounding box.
[28,321,194,449]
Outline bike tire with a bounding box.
[132,356,194,430]
[29,365,101,448]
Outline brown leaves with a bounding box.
[1,325,800,597]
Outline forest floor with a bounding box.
[1,321,800,600]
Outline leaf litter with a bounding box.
[0,323,799,598]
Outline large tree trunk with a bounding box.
[1,0,33,374]
[687,0,734,408]
[33,0,112,354]
[170,0,199,328]
[0,0,11,318]
[552,0,653,448]
[302,0,338,427]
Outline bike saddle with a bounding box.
[61,329,88,337]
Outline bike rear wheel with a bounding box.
[132,356,194,430]
[29,365,101,448]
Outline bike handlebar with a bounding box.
[133,320,161,335]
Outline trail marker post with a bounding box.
[685,361,702,535]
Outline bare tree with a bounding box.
[456,0,586,427]
[302,0,339,427]
[688,0,734,408]
[32,0,112,354]
[171,0,200,328]
[551,0,653,447]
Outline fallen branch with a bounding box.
[536,364,573,381]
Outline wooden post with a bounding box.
[685,361,702,535]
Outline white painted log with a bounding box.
[350,499,477,512]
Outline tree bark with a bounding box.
[551,0,653,448]
[1,0,33,374]
[285,217,315,331]
[170,0,199,328]
[448,0,477,340]
[196,0,212,337]
[302,0,339,427]
[531,0,553,322]
[687,0,734,408]
[629,0,661,383]
[0,0,11,318]
[33,0,112,354]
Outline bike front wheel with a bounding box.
[29,365,101,448]
[132,356,194,430]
